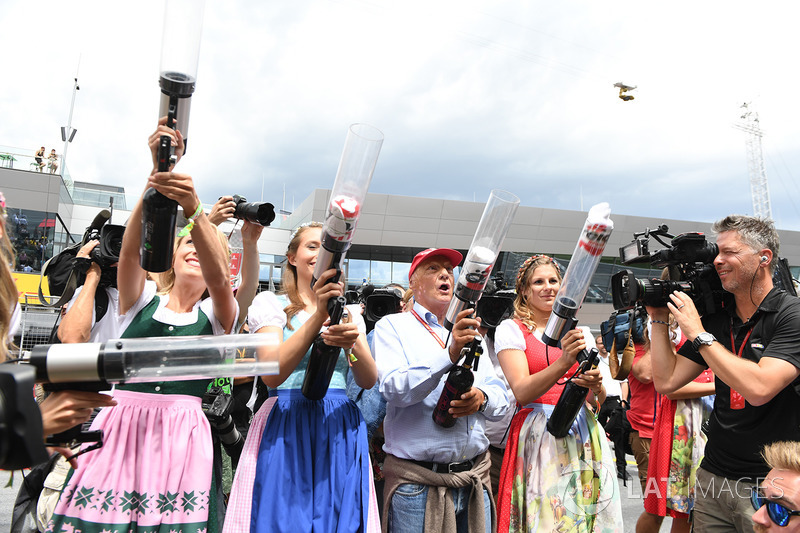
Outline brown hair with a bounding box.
[513,254,562,330]
[1,211,17,360]
[280,222,323,330]
[157,227,231,297]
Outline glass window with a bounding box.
[347,259,370,287]
[391,262,410,286]
[5,207,61,272]
[371,261,392,287]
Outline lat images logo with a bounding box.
[555,457,617,518]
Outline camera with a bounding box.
[201,386,244,466]
[348,284,403,332]
[475,274,515,330]
[0,365,49,470]
[365,287,403,326]
[84,219,125,289]
[611,227,727,315]
[232,195,276,227]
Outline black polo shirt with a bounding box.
[679,288,800,482]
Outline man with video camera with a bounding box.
[57,239,120,343]
[649,215,800,532]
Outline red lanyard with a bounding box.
[729,321,754,410]
[411,309,446,349]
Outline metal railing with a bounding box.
[16,295,60,355]
[0,145,74,198]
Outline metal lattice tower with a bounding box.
[734,102,772,219]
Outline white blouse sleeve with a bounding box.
[580,326,597,351]
[247,292,287,332]
[494,318,526,353]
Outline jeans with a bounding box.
[389,483,491,533]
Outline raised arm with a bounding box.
[58,240,101,343]
[647,305,706,394]
[234,220,264,328]
[119,120,185,315]
[667,291,800,406]
[117,189,148,315]
[148,171,237,332]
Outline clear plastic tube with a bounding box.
[312,124,384,287]
[444,189,520,330]
[27,332,279,384]
[542,202,614,345]
[159,0,206,80]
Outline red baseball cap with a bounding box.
[408,248,463,280]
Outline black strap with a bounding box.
[38,253,80,308]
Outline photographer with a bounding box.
[57,239,120,343]
[649,215,800,533]
[208,194,263,329]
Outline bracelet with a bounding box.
[178,202,204,237]
[651,319,670,326]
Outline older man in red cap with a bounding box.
[373,248,510,533]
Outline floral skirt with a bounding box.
[497,404,623,533]
[46,390,214,533]
[644,397,710,517]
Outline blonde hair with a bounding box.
[513,255,562,330]
[157,227,231,297]
[402,288,414,305]
[762,441,800,473]
[1,211,17,360]
[280,222,323,330]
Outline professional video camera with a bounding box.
[474,274,515,330]
[611,226,728,315]
[39,209,125,313]
[231,195,276,227]
[611,225,797,314]
[364,286,403,329]
[83,211,125,288]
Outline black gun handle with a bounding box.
[157,97,178,173]
[327,295,347,325]
[157,135,172,172]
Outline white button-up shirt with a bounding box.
[375,301,509,464]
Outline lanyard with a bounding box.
[729,319,754,410]
[729,323,754,360]
[411,309,446,349]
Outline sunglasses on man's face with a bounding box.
[751,489,800,527]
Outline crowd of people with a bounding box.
[2,120,800,533]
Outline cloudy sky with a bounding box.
[3,0,800,231]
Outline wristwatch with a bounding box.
[478,389,489,413]
[691,332,717,351]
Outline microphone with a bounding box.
[88,209,111,234]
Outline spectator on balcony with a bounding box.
[48,149,58,174]
[35,146,45,171]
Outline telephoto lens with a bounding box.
[232,195,275,226]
